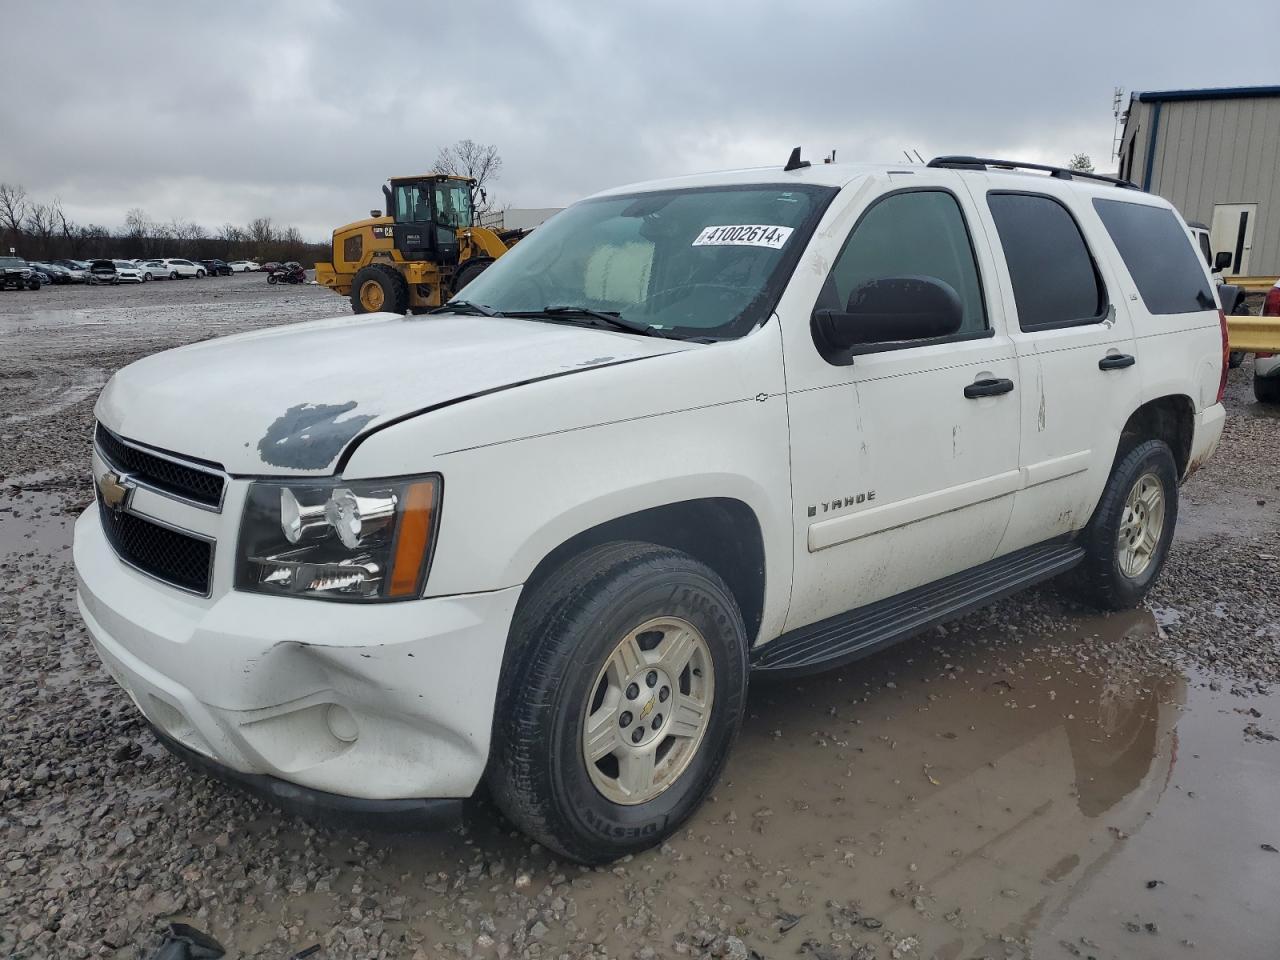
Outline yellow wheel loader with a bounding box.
[316,174,518,314]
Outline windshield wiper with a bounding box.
[508,305,679,339]
[431,299,501,317]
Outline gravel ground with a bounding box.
[1,278,1278,960]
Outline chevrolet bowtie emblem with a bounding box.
[97,470,132,511]
[639,697,656,721]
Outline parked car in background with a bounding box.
[142,258,205,279]
[260,261,281,274]
[1254,281,1280,405]
[0,256,41,290]
[28,265,54,285]
[199,258,234,276]
[51,259,92,282]
[90,259,145,284]
[30,261,74,284]
[226,260,258,272]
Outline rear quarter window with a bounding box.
[1092,199,1216,315]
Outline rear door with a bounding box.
[963,180,1141,553]
[780,172,1022,629]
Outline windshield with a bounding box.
[434,180,472,228]
[395,183,432,224]
[454,183,835,339]
[0,257,24,269]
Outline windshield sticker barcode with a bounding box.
[692,225,794,249]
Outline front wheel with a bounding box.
[489,542,748,864]
[169,271,178,280]
[143,272,152,281]
[196,269,205,278]
[1072,439,1178,610]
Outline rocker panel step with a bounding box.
[751,540,1084,677]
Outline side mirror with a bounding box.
[1213,251,1233,273]
[479,188,488,205]
[813,276,964,354]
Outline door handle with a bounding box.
[964,377,1015,399]
[1099,353,1136,370]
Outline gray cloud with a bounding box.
[4,0,1274,240]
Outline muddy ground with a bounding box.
[1,276,1278,960]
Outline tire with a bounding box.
[351,263,409,314]
[452,256,495,295]
[196,269,205,278]
[1255,373,1280,405]
[143,272,152,281]
[1072,439,1179,611]
[267,273,278,285]
[169,271,178,280]
[28,279,41,291]
[489,542,749,864]
[1228,351,1245,369]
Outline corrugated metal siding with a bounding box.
[1143,96,1280,274]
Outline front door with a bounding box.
[779,173,1022,633]
[1209,203,1257,275]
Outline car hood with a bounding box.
[96,311,694,475]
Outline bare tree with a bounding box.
[0,183,28,245]
[1068,152,1095,173]
[248,216,276,245]
[24,203,57,257]
[434,139,502,210]
[52,199,76,242]
[124,207,150,240]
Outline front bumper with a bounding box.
[151,725,463,830]
[74,507,521,807]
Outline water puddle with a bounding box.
[144,611,1279,959]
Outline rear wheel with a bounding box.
[1255,373,1280,405]
[143,272,152,281]
[489,542,749,864]
[351,264,409,314]
[169,271,178,280]
[267,273,278,285]
[196,269,205,278]
[1072,439,1178,610]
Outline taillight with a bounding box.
[1217,308,1229,404]
[1264,285,1280,317]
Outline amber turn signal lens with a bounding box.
[388,480,437,598]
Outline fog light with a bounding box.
[325,704,359,743]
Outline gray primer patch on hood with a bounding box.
[257,401,376,469]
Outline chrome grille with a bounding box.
[95,423,225,509]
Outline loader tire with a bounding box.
[352,264,409,315]
[452,256,495,295]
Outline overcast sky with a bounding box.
[4,0,1276,241]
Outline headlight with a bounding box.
[236,475,441,601]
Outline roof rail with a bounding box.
[926,156,1140,190]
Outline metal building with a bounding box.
[1117,85,1280,276]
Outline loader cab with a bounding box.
[388,175,472,265]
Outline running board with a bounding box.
[752,540,1085,677]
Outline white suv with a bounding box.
[147,258,205,279]
[74,154,1227,862]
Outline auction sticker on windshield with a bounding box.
[692,225,794,249]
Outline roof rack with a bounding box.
[926,156,1140,190]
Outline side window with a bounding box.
[987,192,1107,330]
[1093,199,1217,315]
[816,189,987,342]
[1197,230,1212,268]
